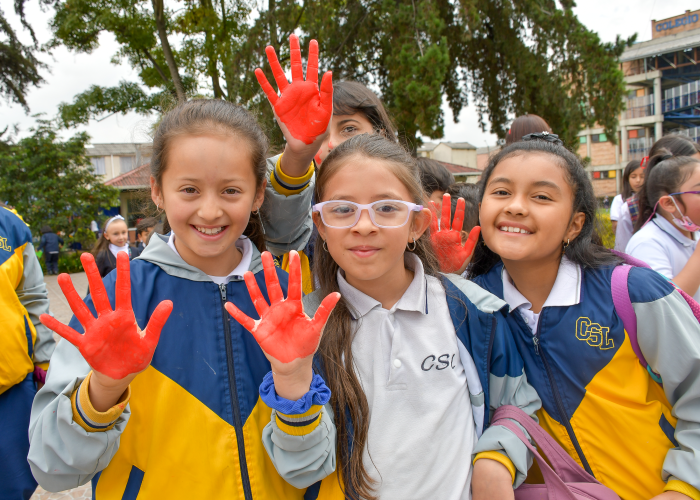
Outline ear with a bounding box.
[252,178,267,212]
[658,195,679,216]
[409,208,433,243]
[150,176,163,208]
[565,211,586,242]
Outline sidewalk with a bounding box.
[31,272,92,500]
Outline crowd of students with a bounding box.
[2,35,700,500]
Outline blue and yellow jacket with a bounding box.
[0,206,53,394]
[28,233,343,499]
[473,261,700,500]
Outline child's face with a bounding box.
[629,168,644,193]
[104,221,129,247]
[151,134,265,271]
[480,153,584,265]
[660,164,700,225]
[314,157,431,286]
[317,113,375,163]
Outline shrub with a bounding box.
[38,250,86,274]
[596,209,615,249]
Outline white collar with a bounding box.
[653,215,697,248]
[167,232,252,284]
[109,243,130,258]
[501,255,581,312]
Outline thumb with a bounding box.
[40,314,83,348]
[225,302,257,334]
[309,292,341,334]
[144,300,173,349]
[462,226,481,258]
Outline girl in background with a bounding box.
[470,135,700,500]
[610,159,643,237]
[505,114,552,145]
[91,215,134,278]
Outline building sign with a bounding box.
[653,10,700,38]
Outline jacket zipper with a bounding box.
[532,313,595,477]
[219,283,254,500]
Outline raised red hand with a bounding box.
[226,250,340,365]
[255,35,333,145]
[40,252,172,380]
[430,193,481,274]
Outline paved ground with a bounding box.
[30,272,92,500]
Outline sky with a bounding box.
[1,0,695,148]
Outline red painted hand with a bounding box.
[226,251,340,365]
[430,193,481,274]
[40,252,172,380]
[255,35,333,145]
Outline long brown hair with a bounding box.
[150,99,269,251]
[312,134,439,499]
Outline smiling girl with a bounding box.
[28,91,335,497]
[92,215,133,278]
[470,135,700,500]
[227,134,542,500]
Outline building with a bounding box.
[578,9,700,197]
[438,161,483,184]
[85,143,151,183]
[418,141,478,169]
[476,145,501,171]
[104,164,154,242]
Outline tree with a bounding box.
[0,123,120,236]
[48,0,633,149]
[0,1,46,110]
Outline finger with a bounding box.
[57,273,94,329]
[307,39,319,84]
[289,34,303,82]
[429,201,439,234]
[115,252,131,311]
[440,193,451,231]
[262,251,284,304]
[319,71,333,116]
[40,314,83,348]
[144,300,173,348]
[452,198,465,232]
[225,302,257,333]
[81,253,112,315]
[265,46,289,93]
[254,68,279,106]
[309,292,341,333]
[462,226,482,258]
[288,250,302,301]
[244,271,269,317]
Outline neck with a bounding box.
[502,252,562,314]
[344,256,414,310]
[173,235,242,276]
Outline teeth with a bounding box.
[499,226,530,234]
[195,226,224,235]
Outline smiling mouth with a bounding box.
[498,225,532,234]
[193,225,227,236]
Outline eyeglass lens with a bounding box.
[321,201,411,228]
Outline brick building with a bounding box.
[579,9,700,197]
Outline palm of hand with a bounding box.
[433,230,469,270]
[274,80,331,144]
[226,251,340,367]
[430,193,481,273]
[40,252,172,381]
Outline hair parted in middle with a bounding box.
[312,133,438,500]
[621,160,643,200]
[469,138,619,278]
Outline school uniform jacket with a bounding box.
[473,261,700,500]
[28,234,342,500]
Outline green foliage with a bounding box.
[596,209,615,249]
[39,250,86,274]
[47,0,633,149]
[69,227,97,250]
[0,123,120,236]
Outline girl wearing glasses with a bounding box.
[228,133,542,499]
[627,151,700,301]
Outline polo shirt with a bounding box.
[610,194,624,221]
[167,233,252,285]
[339,254,477,499]
[626,215,700,302]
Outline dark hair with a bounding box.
[621,160,642,200]
[333,81,397,142]
[447,183,480,233]
[648,134,700,159]
[136,217,159,234]
[416,157,453,195]
[41,225,52,234]
[469,139,619,277]
[313,134,438,499]
[634,150,700,232]
[150,99,268,251]
[505,114,552,145]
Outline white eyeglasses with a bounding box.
[312,200,423,229]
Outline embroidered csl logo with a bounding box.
[576,317,614,350]
[0,236,11,252]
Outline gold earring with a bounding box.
[563,238,570,249]
[406,237,417,251]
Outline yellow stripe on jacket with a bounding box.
[281,250,314,295]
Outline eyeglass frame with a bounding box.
[668,191,700,197]
[312,199,424,229]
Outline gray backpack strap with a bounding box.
[302,291,324,317]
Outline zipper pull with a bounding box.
[219,283,227,302]
[533,335,540,355]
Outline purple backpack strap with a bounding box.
[611,265,649,370]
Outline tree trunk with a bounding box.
[152,0,186,102]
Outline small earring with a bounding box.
[322,239,329,252]
[563,238,570,249]
[406,237,417,251]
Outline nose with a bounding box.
[197,192,225,221]
[504,194,528,217]
[351,208,378,235]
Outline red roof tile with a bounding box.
[437,161,482,174]
[105,163,151,189]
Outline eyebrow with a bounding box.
[337,119,360,126]
[329,193,405,201]
[488,177,562,192]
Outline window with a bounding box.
[120,156,135,173]
[91,157,106,175]
[591,133,607,143]
[579,136,587,144]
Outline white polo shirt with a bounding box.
[626,215,700,302]
[339,254,477,499]
[610,194,624,221]
[501,256,582,334]
[167,233,252,284]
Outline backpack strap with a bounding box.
[611,264,663,384]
